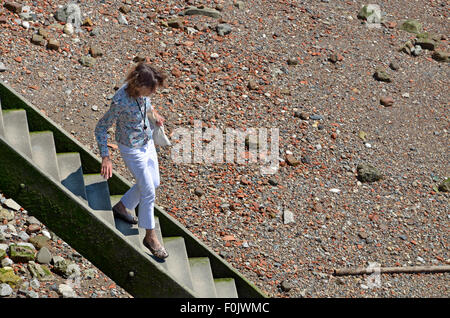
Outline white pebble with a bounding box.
[365,143,372,148]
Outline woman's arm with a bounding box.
[95,99,121,179]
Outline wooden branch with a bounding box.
[334,265,450,276]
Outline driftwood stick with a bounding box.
[334,265,450,276]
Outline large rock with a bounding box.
[415,33,437,51]
[438,178,450,192]
[27,261,53,281]
[0,267,21,287]
[36,247,52,264]
[400,19,422,34]
[29,235,50,249]
[373,69,391,82]
[0,283,13,297]
[0,209,14,222]
[216,24,232,36]
[9,244,35,263]
[79,56,96,67]
[58,284,78,298]
[432,51,449,63]
[3,199,21,211]
[183,7,222,19]
[357,4,381,24]
[51,256,72,278]
[4,2,22,14]
[283,210,295,224]
[357,164,382,182]
[55,3,81,28]
[0,244,7,260]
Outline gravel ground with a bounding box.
[0,193,132,298]
[0,0,449,298]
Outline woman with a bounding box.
[95,62,169,259]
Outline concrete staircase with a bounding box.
[0,96,243,298]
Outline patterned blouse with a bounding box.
[95,83,154,158]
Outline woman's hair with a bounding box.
[125,62,167,98]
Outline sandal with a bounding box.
[112,204,138,224]
[143,239,169,260]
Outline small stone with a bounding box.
[37,28,50,39]
[216,23,232,36]
[58,284,77,298]
[118,14,128,25]
[412,45,423,56]
[167,18,183,29]
[415,35,437,51]
[26,224,41,235]
[358,232,368,240]
[36,247,52,264]
[280,280,293,292]
[294,111,308,120]
[9,244,35,263]
[432,51,449,63]
[63,23,74,35]
[268,177,278,186]
[119,5,131,14]
[27,290,39,298]
[357,4,381,24]
[438,178,450,192]
[89,46,103,58]
[287,57,299,65]
[4,2,22,14]
[357,163,382,183]
[380,96,394,107]
[283,210,295,224]
[91,105,98,111]
[79,56,96,67]
[285,154,300,166]
[400,19,422,34]
[31,34,46,46]
[247,80,258,90]
[3,199,21,211]
[47,39,60,50]
[0,282,13,297]
[184,7,222,19]
[389,62,399,71]
[194,188,204,197]
[0,267,21,287]
[1,258,13,267]
[82,17,93,26]
[374,69,391,82]
[29,235,50,249]
[0,62,6,72]
[0,209,14,222]
[18,231,30,241]
[26,216,40,225]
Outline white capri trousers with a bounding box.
[118,139,160,230]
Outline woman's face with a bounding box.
[136,85,154,96]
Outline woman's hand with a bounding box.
[155,113,165,126]
[101,156,113,179]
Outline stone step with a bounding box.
[92,209,115,227]
[161,236,194,291]
[83,174,112,211]
[110,195,143,250]
[188,257,218,298]
[29,131,61,181]
[2,109,32,158]
[57,153,87,200]
[0,99,5,137]
[214,278,239,298]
